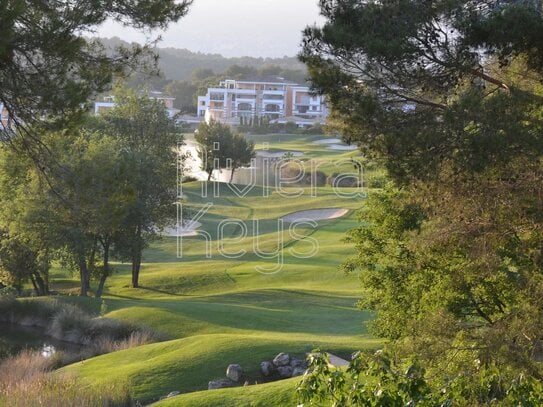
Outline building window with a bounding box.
[265,104,281,112]
[237,103,252,111]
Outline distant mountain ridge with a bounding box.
[96,37,307,82]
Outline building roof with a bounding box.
[227,76,299,85]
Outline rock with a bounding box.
[226,364,243,382]
[328,354,350,368]
[243,381,249,386]
[273,352,290,366]
[208,378,236,390]
[277,365,293,378]
[260,361,274,376]
[166,391,180,398]
[292,367,307,377]
[290,358,306,369]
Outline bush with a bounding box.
[182,175,198,183]
[327,173,360,188]
[0,286,17,299]
[280,163,327,187]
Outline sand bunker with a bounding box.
[281,208,349,223]
[313,138,342,144]
[314,139,358,151]
[327,144,358,151]
[162,221,202,237]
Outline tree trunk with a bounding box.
[229,167,236,184]
[96,239,110,298]
[96,272,107,298]
[88,237,97,278]
[29,274,39,296]
[131,252,141,288]
[131,225,143,288]
[78,255,90,297]
[207,171,213,181]
[31,271,47,296]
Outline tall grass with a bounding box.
[0,297,163,348]
[0,350,134,406]
[0,297,164,366]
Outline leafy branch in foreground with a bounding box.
[297,350,543,407]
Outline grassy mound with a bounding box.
[153,377,299,407]
[62,333,378,402]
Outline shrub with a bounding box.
[327,173,360,188]
[0,286,17,299]
[280,163,327,187]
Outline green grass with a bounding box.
[62,333,379,402]
[47,133,379,405]
[153,377,300,407]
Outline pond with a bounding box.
[181,141,305,185]
[0,322,82,360]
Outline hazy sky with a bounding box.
[97,0,324,58]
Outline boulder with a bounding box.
[290,358,306,369]
[208,378,236,390]
[166,391,180,398]
[260,361,274,376]
[277,365,293,378]
[273,352,290,366]
[226,364,243,382]
[292,367,307,377]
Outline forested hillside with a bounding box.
[98,37,307,82]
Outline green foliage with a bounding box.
[95,88,181,289]
[194,120,254,182]
[0,231,49,295]
[301,0,543,182]
[229,133,255,183]
[298,351,436,406]
[0,87,181,295]
[298,351,543,406]
[342,186,425,340]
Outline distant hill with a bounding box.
[97,37,307,82]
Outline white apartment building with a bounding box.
[197,77,327,126]
[94,91,179,119]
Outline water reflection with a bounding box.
[0,322,81,359]
[181,140,304,186]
